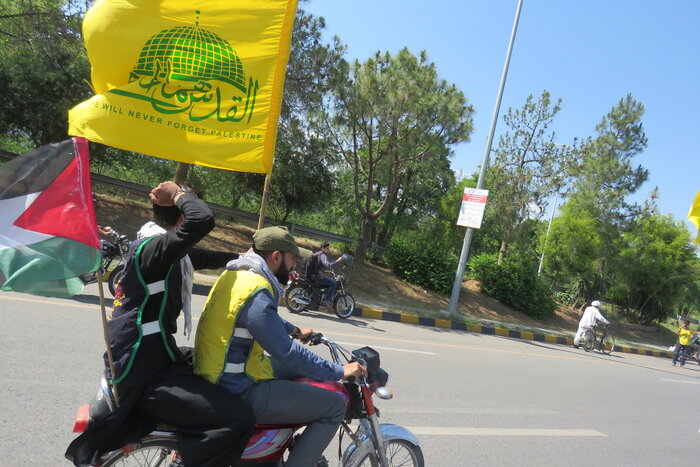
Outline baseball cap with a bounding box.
[591,300,601,307]
[253,226,300,257]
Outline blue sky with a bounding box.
[303,0,700,235]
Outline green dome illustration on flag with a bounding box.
[109,11,261,123]
[129,22,248,93]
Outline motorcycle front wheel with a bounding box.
[98,435,178,466]
[333,292,356,319]
[107,264,124,297]
[285,286,308,313]
[356,439,425,467]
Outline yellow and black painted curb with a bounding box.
[353,305,674,359]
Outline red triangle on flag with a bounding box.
[13,138,100,249]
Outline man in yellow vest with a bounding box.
[194,226,366,467]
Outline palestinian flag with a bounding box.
[0,138,101,297]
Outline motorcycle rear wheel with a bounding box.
[97,435,178,466]
[356,439,425,467]
[333,292,355,319]
[285,286,308,313]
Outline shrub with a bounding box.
[468,253,556,320]
[384,236,458,295]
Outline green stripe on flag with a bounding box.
[0,236,101,298]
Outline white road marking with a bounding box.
[661,378,700,385]
[335,341,436,355]
[407,427,606,437]
[381,408,556,415]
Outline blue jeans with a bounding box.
[673,344,688,365]
[313,275,336,305]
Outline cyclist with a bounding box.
[573,300,609,349]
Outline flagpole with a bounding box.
[257,172,272,230]
[96,269,120,406]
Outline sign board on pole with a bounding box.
[456,188,489,228]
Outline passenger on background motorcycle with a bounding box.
[194,226,366,467]
[307,242,344,308]
[66,181,254,467]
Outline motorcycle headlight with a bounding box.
[373,386,393,400]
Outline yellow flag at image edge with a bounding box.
[68,0,298,174]
[688,190,700,245]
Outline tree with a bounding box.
[0,1,91,146]
[543,95,650,306]
[610,212,698,323]
[485,91,581,264]
[540,200,604,305]
[265,9,345,222]
[323,48,474,263]
[569,94,649,225]
[374,146,455,248]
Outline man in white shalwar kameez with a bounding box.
[573,300,609,348]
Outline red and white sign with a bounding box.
[457,188,489,228]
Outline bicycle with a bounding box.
[582,323,615,355]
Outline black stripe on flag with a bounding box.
[0,139,75,200]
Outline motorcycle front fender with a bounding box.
[340,423,420,467]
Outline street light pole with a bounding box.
[447,0,525,315]
[537,190,564,275]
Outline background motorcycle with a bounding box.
[285,260,356,319]
[72,334,424,467]
[78,227,131,297]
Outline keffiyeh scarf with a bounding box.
[226,250,284,303]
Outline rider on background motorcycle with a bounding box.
[193,227,366,467]
[307,242,344,308]
[66,181,254,467]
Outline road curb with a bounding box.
[352,305,675,359]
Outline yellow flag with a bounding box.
[69,0,298,174]
[689,190,700,245]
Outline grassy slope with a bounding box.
[95,193,677,349]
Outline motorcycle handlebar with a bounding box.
[307,332,325,346]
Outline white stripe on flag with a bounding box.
[0,193,52,250]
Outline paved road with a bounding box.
[1,284,698,466]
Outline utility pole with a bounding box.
[538,190,564,275]
[447,0,524,315]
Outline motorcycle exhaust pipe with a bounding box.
[293,297,311,305]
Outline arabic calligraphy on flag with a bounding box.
[68,0,298,174]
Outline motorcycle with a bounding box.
[71,334,424,467]
[285,263,356,319]
[78,227,131,297]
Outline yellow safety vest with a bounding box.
[194,269,275,385]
